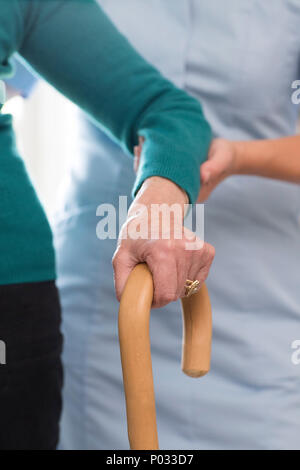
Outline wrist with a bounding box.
[133,176,188,207]
[231,141,247,175]
[124,177,188,241]
[127,176,188,226]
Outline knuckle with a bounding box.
[163,239,177,253]
[112,254,118,269]
[154,284,178,306]
[201,242,213,259]
[158,292,177,305]
[203,243,215,262]
[115,289,121,302]
[166,292,178,303]
[152,241,174,261]
[209,244,216,261]
[112,249,127,270]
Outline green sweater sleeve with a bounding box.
[10,0,212,203]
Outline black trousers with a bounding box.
[0,281,63,450]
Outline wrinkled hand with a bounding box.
[112,176,215,309]
[198,138,237,202]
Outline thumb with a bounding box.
[133,143,143,173]
[200,160,216,184]
[112,248,137,302]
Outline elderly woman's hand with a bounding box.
[112,176,215,308]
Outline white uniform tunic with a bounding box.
[54,0,300,449]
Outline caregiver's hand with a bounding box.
[112,176,215,308]
[198,134,300,202]
[198,138,238,202]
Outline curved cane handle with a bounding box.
[118,263,212,450]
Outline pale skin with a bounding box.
[113,175,215,308]
[135,136,300,203]
[198,136,300,201]
[120,133,300,307]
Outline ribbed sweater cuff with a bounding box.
[132,135,211,204]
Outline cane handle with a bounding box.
[118,263,212,450]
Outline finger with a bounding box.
[138,136,145,146]
[134,146,139,172]
[197,180,216,202]
[200,160,218,184]
[146,253,179,308]
[134,144,143,172]
[112,248,137,302]
[175,232,199,298]
[176,255,191,298]
[173,239,193,298]
[181,242,215,297]
[201,168,211,185]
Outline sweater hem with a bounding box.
[0,269,56,286]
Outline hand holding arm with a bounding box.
[198,136,300,201]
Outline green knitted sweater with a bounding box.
[0,0,211,285]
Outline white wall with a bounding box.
[3,81,78,217]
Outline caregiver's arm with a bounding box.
[13,0,211,204]
[234,136,300,182]
[198,136,300,201]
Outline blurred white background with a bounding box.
[3,81,78,218]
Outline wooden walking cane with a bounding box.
[118,263,212,450]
